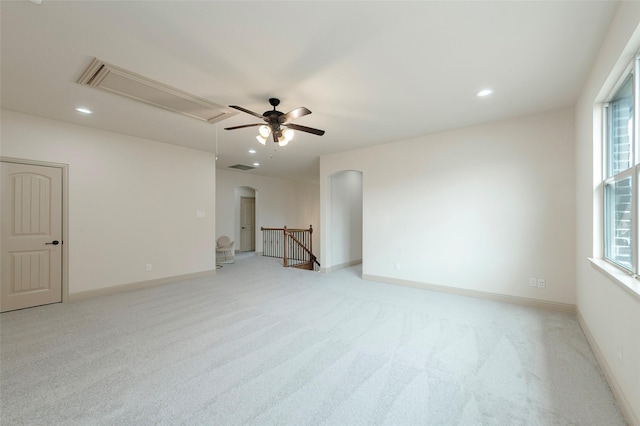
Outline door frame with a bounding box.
[1,157,69,303]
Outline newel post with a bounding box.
[309,225,313,255]
[283,226,288,267]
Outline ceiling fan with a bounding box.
[224,98,325,146]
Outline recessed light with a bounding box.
[253,162,260,167]
[476,89,494,97]
[248,149,256,154]
[75,107,92,114]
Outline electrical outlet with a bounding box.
[529,277,537,287]
[146,264,152,272]
[537,278,546,288]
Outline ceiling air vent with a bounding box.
[77,58,237,124]
[228,164,256,171]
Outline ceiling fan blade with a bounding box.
[229,105,266,120]
[282,107,311,122]
[224,123,263,131]
[284,123,325,136]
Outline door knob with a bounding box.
[45,240,60,246]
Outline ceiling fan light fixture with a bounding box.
[258,125,271,138]
[276,128,294,146]
[256,135,267,145]
[283,128,294,141]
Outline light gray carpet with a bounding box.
[1,255,626,425]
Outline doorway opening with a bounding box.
[327,170,363,272]
[235,186,256,253]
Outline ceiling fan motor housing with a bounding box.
[264,110,285,122]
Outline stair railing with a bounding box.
[261,225,320,271]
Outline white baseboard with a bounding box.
[577,309,639,426]
[361,274,576,313]
[68,269,217,302]
[321,259,362,273]
[232,251,263,256]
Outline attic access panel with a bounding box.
[77,58,237,124]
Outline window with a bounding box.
[604,54,638,273]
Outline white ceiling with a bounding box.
[1,0,618,182]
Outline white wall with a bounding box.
[329,170,362,269]
[216,169,320,255]
[0,110,216,295]
[321,108,576,305]
[575,2,640,423]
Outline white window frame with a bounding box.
[603,53,639,275]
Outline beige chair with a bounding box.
[216,236,234,263]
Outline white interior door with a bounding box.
[1,162,63,312]
[240,197,255,252]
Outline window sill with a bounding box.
[588,258,640,301]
